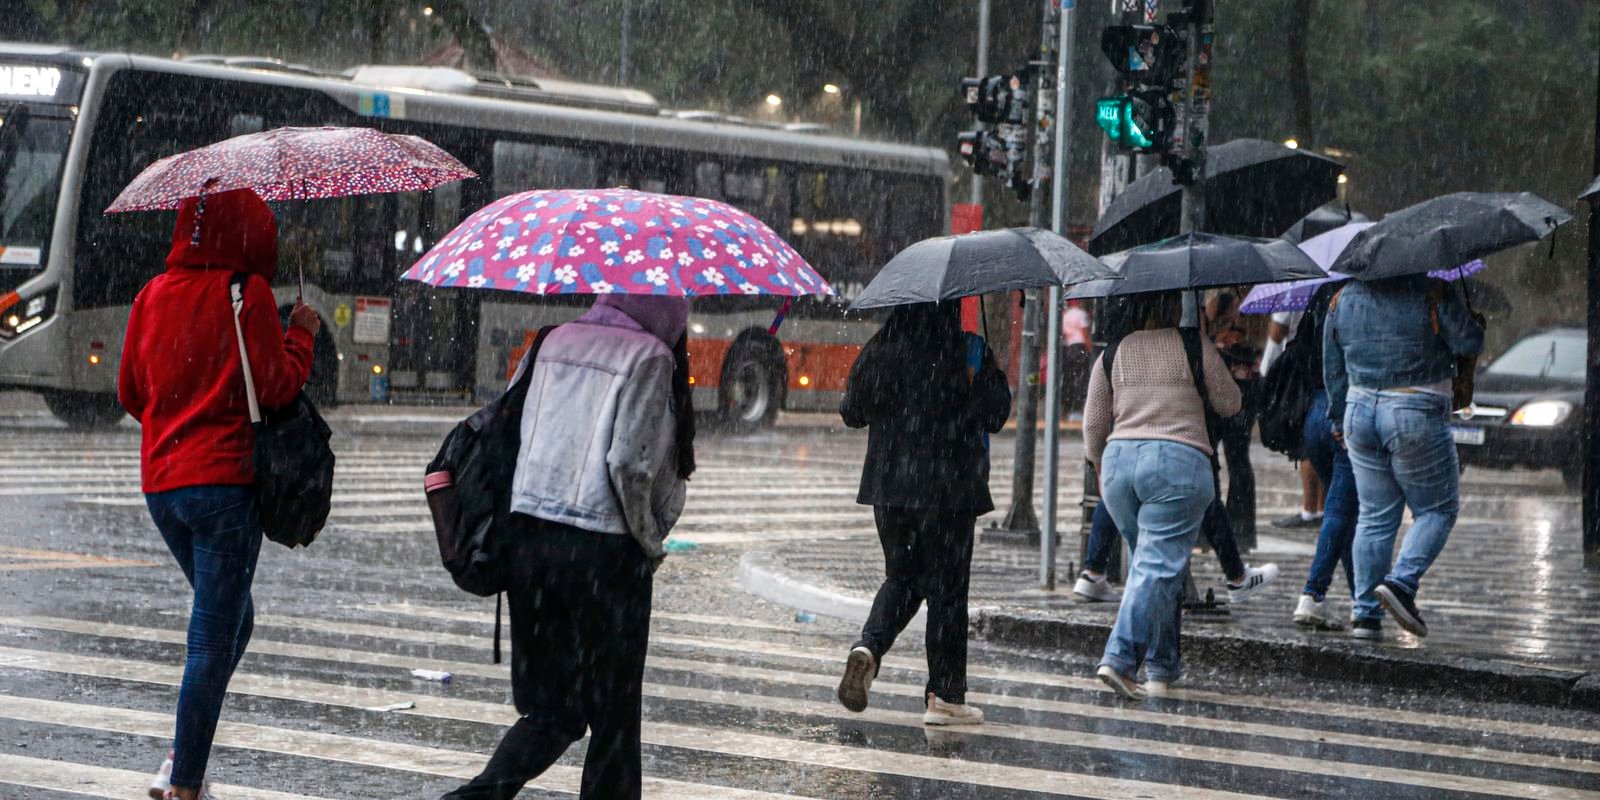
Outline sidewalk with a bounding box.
[741,470,1600,710]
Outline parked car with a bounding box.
[1452,326,1585,490]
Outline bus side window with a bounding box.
[492,140,598,195]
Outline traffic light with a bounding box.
[1094,90,1173,152]
[960,73,1030,126]
[956,71,1032,200]
[1100,25,1184,87]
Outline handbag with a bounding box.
[1426,280,1484,412]
[228,274,335,549]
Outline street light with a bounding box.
[823,83,841,95]
[1284,137,1300,149]
[1337,173,1348,184]
[765,94,783,108]
[422,5,434,16]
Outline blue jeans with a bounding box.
[1343,389,1460,621]
[1085,476,1244,581]
[146,485,264,789]
[1301,391,1356,602]
[1083,500,1118,574]
[1097,440,1215,683]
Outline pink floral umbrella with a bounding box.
[402,188,832,298]
[104,126,476,213]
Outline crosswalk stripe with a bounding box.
[0,753,328,800]
[368,603,1600,749]
[364,603,813,637]
[0,691,801,800]
[242,612,1600,778]
[8,612,1596,797]
[0,644,1269,800]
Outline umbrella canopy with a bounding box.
[1281,205,1370,245]
[1065,232,1324,300]
[1580,174,1600,203]
[403,188,830,297]
[1332,192,1572,281]
[848,228,1116,310]
[105,126,475,212]
[1087,138,1344,255]
[1240,221,1488,314]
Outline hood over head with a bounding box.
[165,188,278,280]
[595,294,691,346]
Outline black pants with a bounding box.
[855,507,976,705]
[1216,379,1258,547]
[442,517,654,800]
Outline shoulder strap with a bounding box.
[228,273,261,425]
[1180,328,1223,464]
[1101,336,1121,382]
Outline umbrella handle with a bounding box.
[768,298,793,335]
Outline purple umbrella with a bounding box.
[1241,221,1485,314]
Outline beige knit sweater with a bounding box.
[1083,329,1243,466]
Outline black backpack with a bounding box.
[1258,312,1320,457]
[1102,326,1220,454]
[228,274,335,549]
[424,326,556,662]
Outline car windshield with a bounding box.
[1485,330,1587,381]
[0,108,71,293]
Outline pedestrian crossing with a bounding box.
[0,601,1596,798]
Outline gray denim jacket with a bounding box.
[509,303,685,561]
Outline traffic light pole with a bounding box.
[1584,45,1600,570]
[1040,0,1076,590]
[996,0,1061,540]
[970,0,991,208]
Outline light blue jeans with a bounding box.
[1343,388,1460,621]
[1097,439,1215,683]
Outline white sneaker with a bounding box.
[922,692,984,726]
[1227,563,1279,604]
[1096,665,1147,701]
[1293,593,1334,629]
[149,752,173,800]
[836,646,876,713]
[1072,572,1121,603]
[1144,679,1174,698]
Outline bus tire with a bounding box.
[43,391,126,429]
[719,335,785,432]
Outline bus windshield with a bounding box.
[0,108,70,293]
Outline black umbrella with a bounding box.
[1331,192,1573,282]
[849,227,1116,310]
[1088,138,1344,255]
[1281,204,1370,245]
[1065,232,1325,300]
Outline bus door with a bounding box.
[387,181,478,402]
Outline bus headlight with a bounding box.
[0,288,55,340]
[1511,400,1572,427]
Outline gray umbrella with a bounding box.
[1331,192,1573,281]
[1580,174,1600,203]
[1065,232,1324,300]
[849,227,1116,310]
[1281,204,1370,245]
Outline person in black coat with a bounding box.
[834,301,1011,726]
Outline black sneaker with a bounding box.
[1272,512,1322,529]
[1375,581,1428,638]
[1350,617,1383,640]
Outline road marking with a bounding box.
[363,603,816,637]
[0,692,798,800]
[0,546,157,572]
[0,646,1268,800]
[0,752,327,800]
[368,604,1600,749]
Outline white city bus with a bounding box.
[0,44,949,428]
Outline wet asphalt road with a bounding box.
[1,413,1599,799]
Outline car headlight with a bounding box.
[1510,400,1573,427]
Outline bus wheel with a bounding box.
[43,391,126,429]
[719,338,784,432]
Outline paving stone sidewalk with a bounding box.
[742,465,1600,707]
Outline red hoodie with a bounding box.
[118,189,315,493]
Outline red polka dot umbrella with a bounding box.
[103,126,476,213]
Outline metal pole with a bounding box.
[999,0,1060,539]
[1041,0,1076,590]
[970,0,992,206]
[1584,40,1600,569]
[619,0,631,85]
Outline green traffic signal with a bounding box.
[1095,95,1156,149]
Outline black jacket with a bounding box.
[840,304,1012,512]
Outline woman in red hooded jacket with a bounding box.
[118,188,318,800]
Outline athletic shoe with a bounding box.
[1227,563,1279,604]
[149,751,174,800]
[836,646,876,713]
[923,692,984,726]
[1375,580,1428,638]
[1272,512,1323,529]
[1096,664,1147,701]
[1072,572,1121,603]
[1350,617,1383,640]
[1293,593,1334,629]
[1144,679,1177,698]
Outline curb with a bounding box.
[739,550,1598,711]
